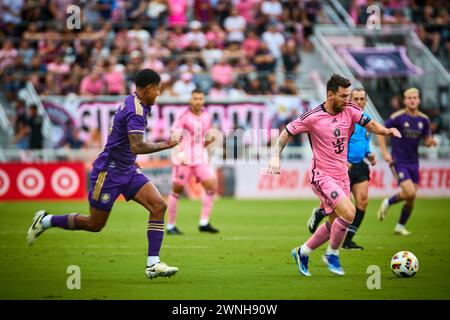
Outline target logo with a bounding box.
[0,169,10,197]
[51,167,80,197]
[17,168,45,197]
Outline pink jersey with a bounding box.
[172,108,212,165]
[286,102,371,180]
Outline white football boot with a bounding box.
[27,210,48,246]
[145,262,178,279]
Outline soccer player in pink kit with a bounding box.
[268,75,401,276]
[166,89,219,234]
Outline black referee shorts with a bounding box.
[348,161,370,187]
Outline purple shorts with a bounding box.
[390,162,420,185]
[88,166,149,212]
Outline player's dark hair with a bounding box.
[326,74,351,94]
[191,88,204,95]
[135,69,161,88]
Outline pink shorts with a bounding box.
[172,164,214,186]
[311,176,350,214]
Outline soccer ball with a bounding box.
[390,251,419,278]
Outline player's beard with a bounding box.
[333,99,345,113]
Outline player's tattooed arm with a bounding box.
[365,120,402,138]
[129,132,182,155]
[267,129,290,174]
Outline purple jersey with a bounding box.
[384,109,431,165]
[93,94,150,173]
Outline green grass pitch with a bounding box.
[1,198,450,300]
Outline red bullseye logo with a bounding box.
[0,169,10,197]
[17,168,45,197]
[51,167,80,197]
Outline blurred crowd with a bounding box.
[0,0,326,104]
[346,0,450,67]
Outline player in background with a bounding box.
[267,74,401,276]
[27,69,183,280]
[307,88,376,250]
[377,88,437,235]
[166,89,219,235]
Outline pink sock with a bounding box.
[167,192,180,225]
[200,191,215,222]
[305,221,331,250]
[329,217,351,250]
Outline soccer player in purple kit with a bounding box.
[377,88,437,236]
[267,74,401,276]
[26,69,183,280]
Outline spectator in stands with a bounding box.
[1,0,25,26]
[91,39,111,63]
[205,21,227,49]
[172,72,196,98]
[126,50,144,78]
[243,30,261,58]
[47,55,70,76]
[211,58,234,88]
[245,73,264,95]
[282,38,301,76]
[28,104,43,150]
[124,0,147,21]
[103,59,126,95]
[253,42,276,80]
[261,0,283,22]
[80,66,106,96]
[202,41,224,68]
[160,73,176,97]
[233,56,255,87]
[49,0,72,21]
[64,125,86,149]
[146,0,168,33]
[13,100,29,149]
[194,0,213,23]
[214,0,232,26]
[143,53,165,74]
[60,73,78,95]
[17,39,34,65]
[262,22,285,59]
[224,41,245,61]
[147,39,171,60]
[185,20,207,50]
[0,39,18,72]
[279,76,299,95]
[179,56,204,75]
[168,0,188,27]
[128,22,152,53]
[209,82,227,98]
[236,0,256,24]
[229,82,247,98]
[224,7,247,43]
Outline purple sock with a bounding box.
[388,194,401,206]
[147,220,165,256]
[51,214,79,230]
[399,205,413,225]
